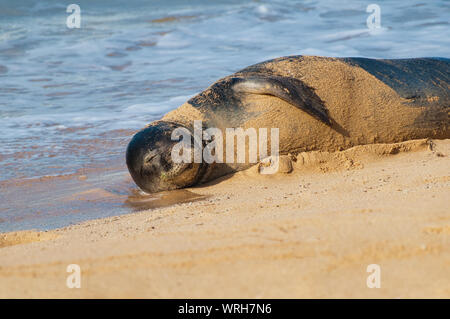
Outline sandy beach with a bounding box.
[0,138,448,298]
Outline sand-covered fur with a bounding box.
[147,56,450,188]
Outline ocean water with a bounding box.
[0,0,449,231]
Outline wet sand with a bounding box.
[0,139,449,298]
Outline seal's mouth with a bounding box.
[126,121,202,193]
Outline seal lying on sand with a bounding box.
[126,56,449,193]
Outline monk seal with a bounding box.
[126,56,449,193]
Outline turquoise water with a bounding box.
[0,0,449,231]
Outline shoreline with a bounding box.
[1,139,449,298]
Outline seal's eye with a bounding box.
[144,153,158,163]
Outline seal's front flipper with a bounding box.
[231,75,331,127]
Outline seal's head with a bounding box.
[126,121,203,193]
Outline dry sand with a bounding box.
[0,138,449,298]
